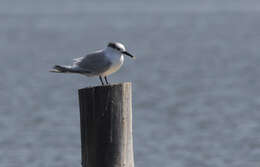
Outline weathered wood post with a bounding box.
[78,82,134,167]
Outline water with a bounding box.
[1,1,260,167]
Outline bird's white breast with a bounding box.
[101,53,124,77]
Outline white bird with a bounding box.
[50,42,135,85]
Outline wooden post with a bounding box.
[78,82,134,167]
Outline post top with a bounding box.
[78,82,131,92]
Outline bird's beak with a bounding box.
[122,51,135,59]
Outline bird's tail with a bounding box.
[49,65,74,73]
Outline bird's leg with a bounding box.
[104,76,109,85]
[99,76,104,85]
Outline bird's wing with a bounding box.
[73,57,85,64]
[75,51,112,74]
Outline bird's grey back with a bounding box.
[74,50,112,75]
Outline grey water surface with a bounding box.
[1,1,260,167]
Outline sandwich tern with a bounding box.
[50,42,135,85]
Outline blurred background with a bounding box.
[1,0,260,167]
